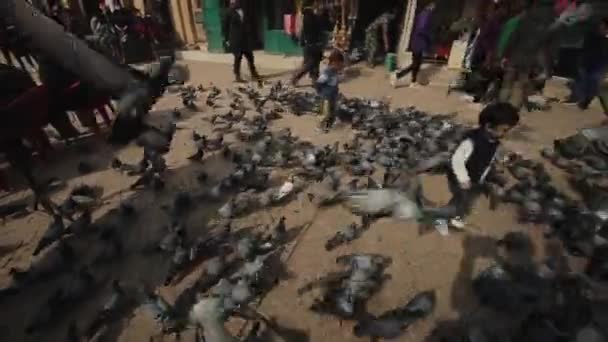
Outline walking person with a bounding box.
[364,8,398,67]
[315,50,345,132]
[390,2,435,88]
[498,0,555,111]
[565,17,608,112]
[429,103,520,235]
[223,0,261,85]
[291,0,324,86]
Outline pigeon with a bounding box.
[141,288,174,323]
[347,188,422,220]
[206,255,227,277]
[156,224,184,253]
[189,297,234,342]
[164,239,190,285]
[231,278,254,305]
[325,222,368,251]
[64,211,93,236]
[353,291,436,339]
[32,215,66,256]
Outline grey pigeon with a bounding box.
[353,291,436,339]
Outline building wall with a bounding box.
[169,0,206,48]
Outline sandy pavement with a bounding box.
[0,60,605,342]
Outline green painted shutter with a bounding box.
[202,0,226,52]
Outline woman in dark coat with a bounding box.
[390,2,435,88]
[223,0,260,83]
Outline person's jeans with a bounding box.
[395,51,423,83]
[233,50,259,79]
[0,0,132,96]
[499,66,531,110]
[423,172,479,220]
[572,67,607,109]
[292,45,322,83]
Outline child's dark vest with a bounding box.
[464,128,499,183]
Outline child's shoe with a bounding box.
[449,217,466,230]
[434,219,449,236]
[390,72,398,88]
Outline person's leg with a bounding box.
[366,32,378,66]
[510,70,529,110]
[579,69,603,110]
[566,66,586,102]
[395,64,413,79]
[233,51,243,81]
[292,46,312,84]
[310,47,322,80]
[498,67,516,103]
[243,50,260,79]
[410,51,423,84]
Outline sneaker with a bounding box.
[434,219,449,236]
[409,82,420,89]
[390,72,398,88]
[449,217,466,230]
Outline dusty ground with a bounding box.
[0,60,606,342]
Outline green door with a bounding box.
[202,0,226,52]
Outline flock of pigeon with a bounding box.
[1,79,608,341]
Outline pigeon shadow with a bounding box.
[449,234,499,316]
[0,145,270,341]
[257,319,310,342]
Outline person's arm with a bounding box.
[222,10,231,44]
[451,139,474,187]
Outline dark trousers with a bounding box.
[396,51,423,83]
[292,45,322,83]
[0,0,132,96]
[572,67,607,109]
[424,172,479,220]
[233,49,259,79]
[499,66,531,110]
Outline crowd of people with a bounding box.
[443,0,607,115]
